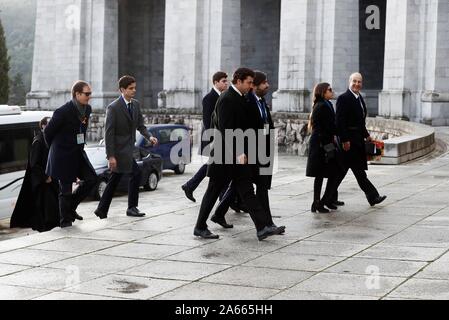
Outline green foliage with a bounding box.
[9,73,26,105]
[0,18,10,104]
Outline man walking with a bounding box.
[181,71,228,202]
[44,81,97,228]
[335,73,387,207]
[194,67,285,241]
[94,75,158,219]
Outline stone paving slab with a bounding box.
[2,139,449,300]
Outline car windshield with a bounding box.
[85,147,107,168]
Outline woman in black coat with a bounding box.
[10,117,59,232]
[306,83,339,213]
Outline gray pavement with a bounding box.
[2,131,449,300]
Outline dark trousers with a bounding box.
[334,167,379,203]
[214,181,274,226]
[58,160,97,225]
[184,163,208,191]
[314,174,338,205]
[96,160,141,215]
[196,175,270,232]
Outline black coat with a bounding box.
[306,99,338,178]
[44,100,95,182]
[336,89,370,171]
[200,89,220,154]
[10,132,59,232]
[207,86,253,181]
[246,92,275,189]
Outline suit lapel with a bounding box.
[118,96,133,123]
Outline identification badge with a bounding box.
[77,133,85,145]
[263,124,270,136]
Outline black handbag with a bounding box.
[365,142,382,156]
[323,143,336,161]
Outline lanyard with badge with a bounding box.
[77,117,87,145]
[255,98,270,136]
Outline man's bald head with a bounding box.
[349,72,363,94]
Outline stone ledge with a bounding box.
[366,118,435,165]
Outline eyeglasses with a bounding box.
[81,92,92,97]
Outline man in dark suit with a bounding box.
[194,67,285,241]
[181,72,228,202]
[44,81,97,228]
[212,71,279,229]
[335,73,387,207]
[94,75,158,219]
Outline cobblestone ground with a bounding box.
[1,130,449,300]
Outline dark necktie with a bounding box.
[259,98,268,123]
[127,102,133,119]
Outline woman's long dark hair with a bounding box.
[308,82,331,132]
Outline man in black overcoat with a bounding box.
[181,72,228,202]
[335,73,386,207]
[44,81,98,228]
[193,68,285,241]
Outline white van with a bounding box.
[0,105,53,219]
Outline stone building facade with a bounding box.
[28,0,449,126]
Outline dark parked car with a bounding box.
[136,124,192,174]
[85,144,163,200]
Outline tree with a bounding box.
[9,72,26,105]
[0,18,10,104]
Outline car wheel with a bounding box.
[174,161,185,174]
[97,179,108,200]
[144,172,158,191]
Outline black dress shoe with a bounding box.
[72,211,84,221]
[194,228,219,239]
[311,202,330,214]
[60,221,72,228]
[182,185,196,203]
[211,215,234,229]
[270,224,286,234]
[333,201,345,206]
[126,207,146,217]
[94,209,107,220]
[324,203,338,210]
[369,195,387,207]
[257,225,285,241]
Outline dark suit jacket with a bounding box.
[104,96,152,173]
[246,91,275,189]
[207,86,253,180]
[200,88,220,154]
[306,99,337,178]
[336,89,370,171]
[44,100,94,182]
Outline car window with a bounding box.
[158,129,172,144]
[171,128,188,142]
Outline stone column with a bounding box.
[162,0,241,110]
[379,0,449,125]
[273,0,359,112]
[27,0,119,110]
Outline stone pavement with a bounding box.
[1,132,449,300]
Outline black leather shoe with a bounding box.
[181,185,196,203]
[270,224,286,235]
[311,202,330,214]
[333,201,345,206]
[94,209,107,220]
[126,207,146,217]
[257,226,286,241]
[211,215,234,229]
[369,195,387,207]
[194,228,219,239]
[72,211,83,221]
[60,221,72,228]
[324,203,338,210]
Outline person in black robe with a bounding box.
[10,117,59,232]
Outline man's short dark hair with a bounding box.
[232,68,255,84]
[119,75,137,90]
[212,71,228,84]
[39,117,50,129]
[253,71,267,86]
[71,80,90,98]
